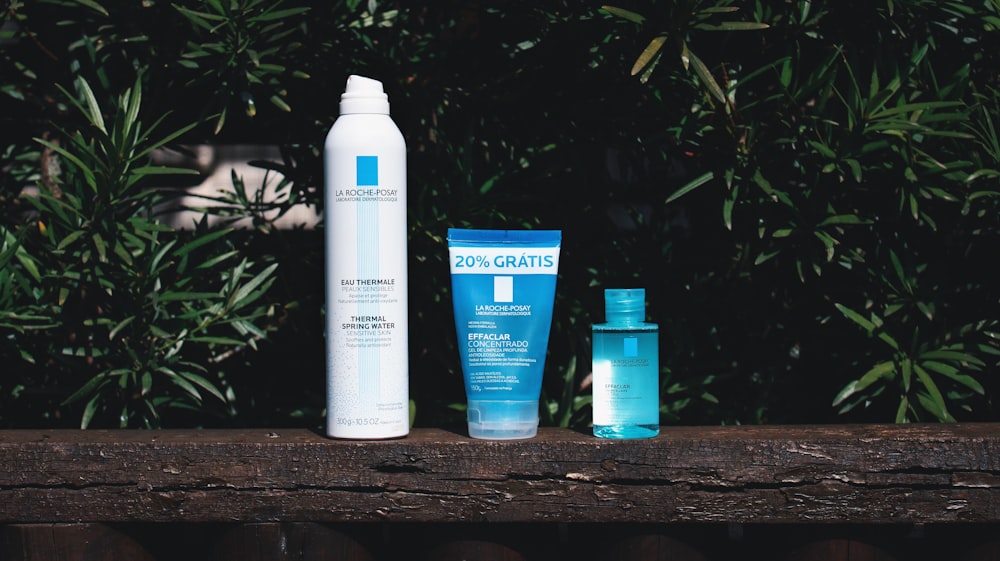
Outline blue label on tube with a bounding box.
[448,229,561,439]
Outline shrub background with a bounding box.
[2,0,999,429]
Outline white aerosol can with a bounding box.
[324,75,409,439]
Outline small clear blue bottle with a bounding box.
[592,288,660,439]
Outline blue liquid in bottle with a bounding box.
[592,288,660,439]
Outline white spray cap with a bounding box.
[339,75,391,115]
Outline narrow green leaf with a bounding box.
[808,140,837,158]
[818,214,868,226]
[269,95,292,112]
[631,35,667,76]
[74,0,110,16]
[870,100,962,120]
[123,81,142,138]
[915,301,934,321]
[877,332,900,351]
[230,318,268,340]
[864,88,898,117]
[913,363,952,421]
[752,169,793,206]
[33,138,98,191]
[178,371,226,402]
[834,303,876,331]
[160,369,204,403]
[666,171,714,203]
[214,107,228,135]
[141,371,153,396]
[921,361,985,394]
[92,233,108,263]
[895,395,910,423]
[135,120,200,161]
[832,380,860,407]
[77,78,107,133]
[15,249,42,282]
[195,249,240,270]
[58,230,87,250]
[901,357,912,392]
[919,349,985,365]
[845,158,862,182]
[600,5,647,25]
[128,217,174,233]
[159,291,222,301]
[173,5,227,26]
[113,243,135,267]
[916,392,954,422]
[187,336,246,345]
[889,250,909,292]
[638,55,660,84]
[699,6,740,14]
[150,239,178,275]
[229,263,278,310]
[81,393,102,429]
[833,361,897,406]
[687,49,726,104]
[175,228,232,257]
[722,194,735,231]
[130,165,201,178]
[694,22,770,31]
[249,7,310,22]
[753,249,781,266]
[62,373,109,406]
[109,316,136,341]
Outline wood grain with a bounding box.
[1,424,998,524]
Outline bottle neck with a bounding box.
[605,313,644,326]
[339,103,390,115]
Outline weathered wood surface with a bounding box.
[1,424,998,525]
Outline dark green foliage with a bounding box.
[2,0,998,428]
[602,0,1000,422]
[3,76,279,427]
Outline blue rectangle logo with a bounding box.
[623,337,638,357]
[356,156,378,186]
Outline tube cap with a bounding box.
[339,75,391,115]
[466,400,539,440]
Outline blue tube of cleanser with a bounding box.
[448,229,562,439]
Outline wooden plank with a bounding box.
[1,425,998,524]
[212,522,377,561]
[0,523,156,561]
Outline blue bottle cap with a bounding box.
[605,288,646,323]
